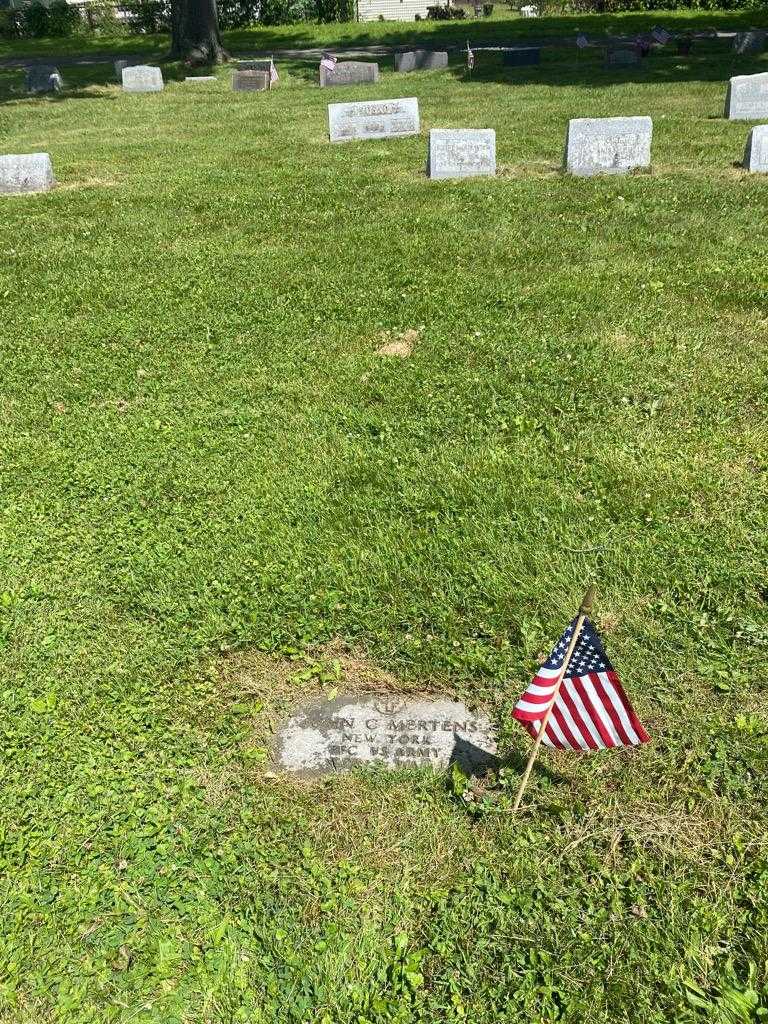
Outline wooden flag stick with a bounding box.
[512,585,596,812]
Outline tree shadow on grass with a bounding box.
[0,59,195,104]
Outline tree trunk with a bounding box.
[169,0,229,66]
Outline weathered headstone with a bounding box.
[394,49,449,72]
[328,97,420,143]
[743,123,768,171]
[232,69,270,92]
[502,47,540,67]
[0,153,54,195]
[237,58,276,75]
[114,59,140,79]
[733,30,766,55]
[605,47,640,67]
[565,116,652,177]
[725,72,768,120]
[25,66,63,94]
[320,60,379,87]
[122,65,164,93]
[274,695,497,775]
[184,75,217,83]
[428,128,496,179]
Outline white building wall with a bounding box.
[357,0,430,22]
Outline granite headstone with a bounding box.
[503,47,540,67]
[25,66,63,94]
[233,69,270,91]
[122,65,164,93]
[274,695,497,775]
[733,30,766,55]
[320,60,379,87]
[725,72,768,119]
[0,153,54,195]
[394,49,449,72]
[428,128,496,179]
[328,96,420,142]
[743,123,768,171]
[565,115,653,176]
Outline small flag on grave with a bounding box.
[511,587,650,811]
[576,33,589,49]
[466,40,475,71]
[320,53,337,73]
[269,59,279,84]
[652,26,672,44]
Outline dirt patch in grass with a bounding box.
[375,327,420,358]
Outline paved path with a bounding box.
[0,29,737,68]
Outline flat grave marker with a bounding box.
[743,124,768,171]
[726,72,768,120]
[184,75,217,83]
[320,60,379,87]
[25,66,63,94]
[394,49,449,72]
[605,47,640,67]
[428,128,496,179]
[503,47,540,67]
[122,65,164,93]
[0,153,54,195]
[328,96,420,142]
[565,115,652,177]
[274,695,497,775]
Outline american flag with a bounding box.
[269,58,279,85]
[576,33,589,49]
[513,617,650,750]
[466,41,475,71]
[320,53,337,74]
[652,26,672,44]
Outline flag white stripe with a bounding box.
[599,672,641,745]
[563,679,606,749]
[515,698,555,715]
[546,713,569,748]
[553,696,590,749]
[581,674,621,746]
[528,681,558,695]
[532,718,556,748]
[535,666,563,680]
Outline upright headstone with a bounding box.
[0,153,54,195]
[394,49,448,72]
[733,30,766,55]
[25,66,63,94]
[725,72,768,120]
[502,47,540,67]
[743,124,768,171]
[121,65,164,93]
[565,116,652,177]
[320,61,379,88]
[605,47,640,67]
[428,129,496,179]
[274,695,498,775]
[232,69,270,92]
[114,59,140,79]
[328,97,419,142]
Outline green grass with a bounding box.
[3,7,768,59]
[1,20,768,1024]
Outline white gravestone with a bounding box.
[743,124,768,171]
[725,73,768,120]
[428,129,496,179]
[328,97,420,143]
[274,695,497,775]
[565,116,652,176]
[0,153,54,195]
[122,65,164,93]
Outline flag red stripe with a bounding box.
[595,672,633,745]
[559,684,599,750]
[611,675,651,743]
[543,718,565,749]
[574,675,614,748]
[549,703,579,750]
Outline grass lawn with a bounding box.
[1,19,768,1024]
